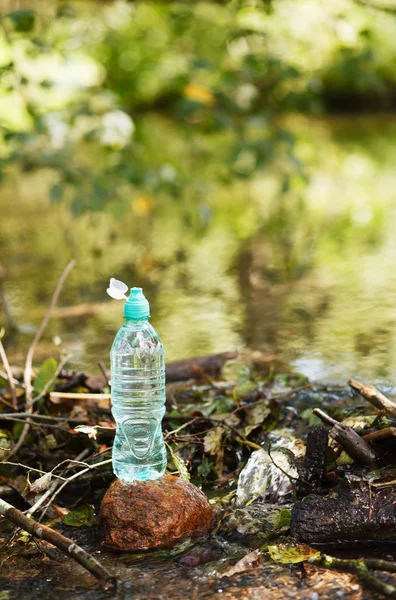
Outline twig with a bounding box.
[9,261,75,459]
[98,360,110,385]
[312,408,337,427]
[50,392,111,401]
[1,461,67,480]
[24,261,76,406]
[313,408,376,466]
[25,450,92,519]
[0,330,17,409]
[0,396,17,410]
[164,417,201,439]
[362,427,396,442]
[38,459,112,522]
[31,353,72,405]
[0,498,116,589]
[349,379,396,418]
[0,412,86,422]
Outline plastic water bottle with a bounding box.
[106,278,167,482]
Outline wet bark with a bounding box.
[297,426,328,497]
[291,480,396,544]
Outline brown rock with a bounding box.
[99,474,214,552]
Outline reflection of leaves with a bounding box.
[62,504,96,527]
[7,10,36,32]
[50,182,64,204]
[33,358,58,395]
[268,541,320,564]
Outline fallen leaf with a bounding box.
[223,549,261,577]
[268,541,320,564]
[29,472,52,494]
[166,443,190,480]
[74,425,99,439]
[203,427,223,455]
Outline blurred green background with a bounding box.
[2,0,396,382]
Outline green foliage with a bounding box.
[2,0,395,218]
[7,9,36,32]
[62,504,96,527]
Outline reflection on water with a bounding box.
[2,116,396,384]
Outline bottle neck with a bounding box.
[124,317,149,325]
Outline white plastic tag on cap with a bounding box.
[107,278,129,300]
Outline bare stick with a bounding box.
[0,396,17,410]
[1,461,66,480]
[0,498,116,588]
[349,379,396,418]
[9,261,75,459]
[312,408,338,427]
[38,459,112,522]
[362,427,396,442]
[0,412,87,422]
[24,260,76,406]
[50,392,111,401]
[98,360,110,385]
[26,449,93,518]
[0,331,17,409]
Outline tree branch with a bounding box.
[349,379,396,418]
[0,498,116,589]
[0,330,17,409]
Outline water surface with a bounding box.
[2,116,396,385]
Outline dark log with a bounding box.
[297,426,328,497]
[291,480,396,544]
[165,351,237,382]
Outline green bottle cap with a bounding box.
[124,287,150,320]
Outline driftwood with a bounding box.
[349,378,396,418]
[0,498,116,588]
[52,351,238,392]
[291,480,396,544]
[165,351,237,382]
[313,408,376,466]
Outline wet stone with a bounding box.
[99,474,214,551]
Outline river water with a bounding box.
[2,116,396,385]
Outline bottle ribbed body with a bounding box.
[110,318,167,482]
